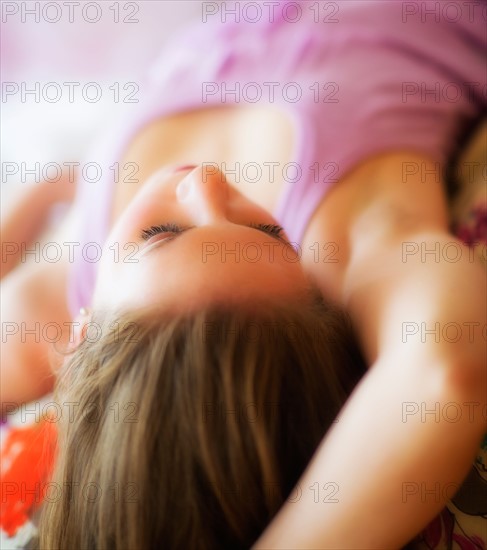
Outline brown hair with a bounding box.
[38,296,366,549]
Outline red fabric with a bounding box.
[0,420,57,536]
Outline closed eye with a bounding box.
[140,223,186,240]
[140,222,287,243]
[249,223,285,240]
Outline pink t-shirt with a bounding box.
[67,0,486,318]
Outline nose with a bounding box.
[176,165,230,224]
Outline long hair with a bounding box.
[38,297,366,549]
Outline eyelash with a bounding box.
[140,223,185,240]
[140,223,285,241]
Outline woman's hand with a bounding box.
[1,174,77,280]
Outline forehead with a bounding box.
[124,228,306,311]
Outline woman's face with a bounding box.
[92,165,311,313]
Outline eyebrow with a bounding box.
[138,225,295,258]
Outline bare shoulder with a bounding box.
[300,151,450,302]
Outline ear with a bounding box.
[67,308,92,352]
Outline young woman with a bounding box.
[1,1,485,548]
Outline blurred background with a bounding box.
[1,1,216,206]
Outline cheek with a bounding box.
[112,206,148,243]
[113,195,179,243]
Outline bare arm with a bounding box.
[254,154,486,548]
[0,260,72,417]
[1,179,77,417]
